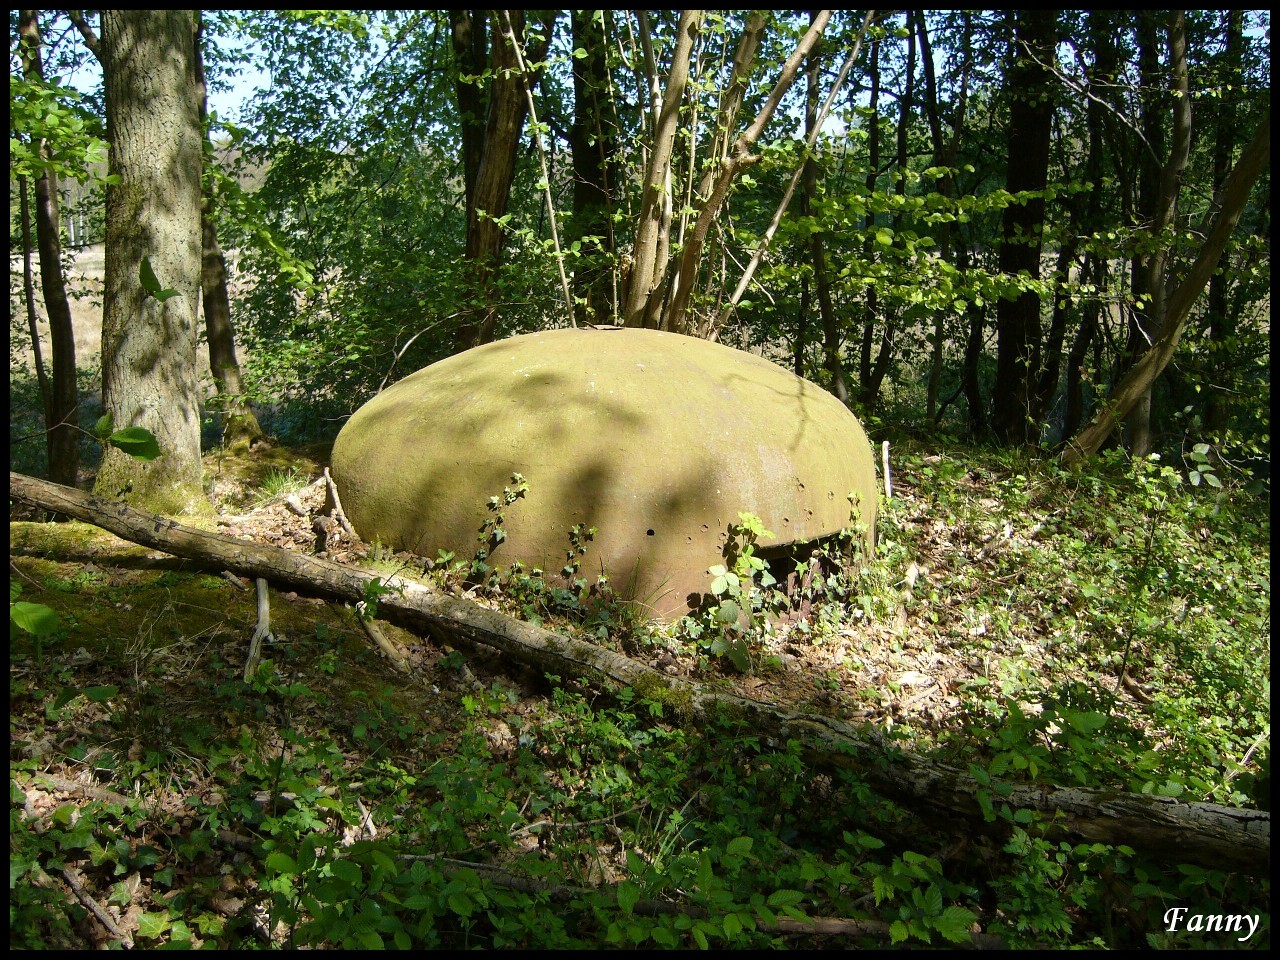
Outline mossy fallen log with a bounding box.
[9,471,1269,874]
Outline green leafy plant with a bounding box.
[470,472,528,583]
[696,512,779,671]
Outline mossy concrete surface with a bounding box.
[331,328,877,618]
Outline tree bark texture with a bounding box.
[19,10,81,489]
[990,9,1057,445]
[95,10,207,514]
[10,470,1269,875]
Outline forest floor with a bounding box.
[9,438,1271,948]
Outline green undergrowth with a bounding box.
[9,441,1270,948]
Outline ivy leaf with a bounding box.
[139,256,179,302]
[136,912,172,939]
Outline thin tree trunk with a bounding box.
[569,10,616,325]
[665,11,832,335]
[623,10,702,329]
[201,211,266,450]
[923,11,971,422]
[19,10,81,489]
[793,274,810,378]
[801,14,847,405]
[10,470,1270,876]
[857,37,881,399]
[1063,257,1101,441]
[195,20,265,451]
[1062,110,1269,466]
[452,11,554,350]
[1060,12,1118,444]
[860,10,916,411]
[1203,10,1245,447]
[18,175,52,424]
[957,243,988,436]
[991,9,1057,445]
[694,11,768,204]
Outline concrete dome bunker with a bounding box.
[330,327,878,619]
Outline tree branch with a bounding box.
[1060,108,1270,466]
[65,9,101,60]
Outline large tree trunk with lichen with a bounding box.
[94,10,208,514]
[10,469,1270,875]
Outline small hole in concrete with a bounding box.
[646,529,655,536]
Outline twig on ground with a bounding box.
[354,602,412,674]
[243,578,274,681]
[322,467,358,539]
[62,865,132,947]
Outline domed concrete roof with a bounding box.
[331,327,876,618]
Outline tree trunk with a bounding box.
[623,10,702,330]
[664,12,831,336]
[950,240,989,437]
[452,11,555,350]
[857,36,881,402]
[1063,258,1101,441]
[793,274,810,378]
[801,14,848,405]
[18,176,51,431]
[922,11,971,422]
[1059,12,1119,443]
[450,10,488,217]
[202,211,266,451]
[195,20,266,452]
[1062,109,1270,466]
[990,9,1057,445]
[10,469,1270,875]
[19,10,81,490]
[569,10,616,325]
[1203,10,1245,446]
[1121,12,1192,459]
[93,10,207,515]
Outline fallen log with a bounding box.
[9,471,1269,874]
